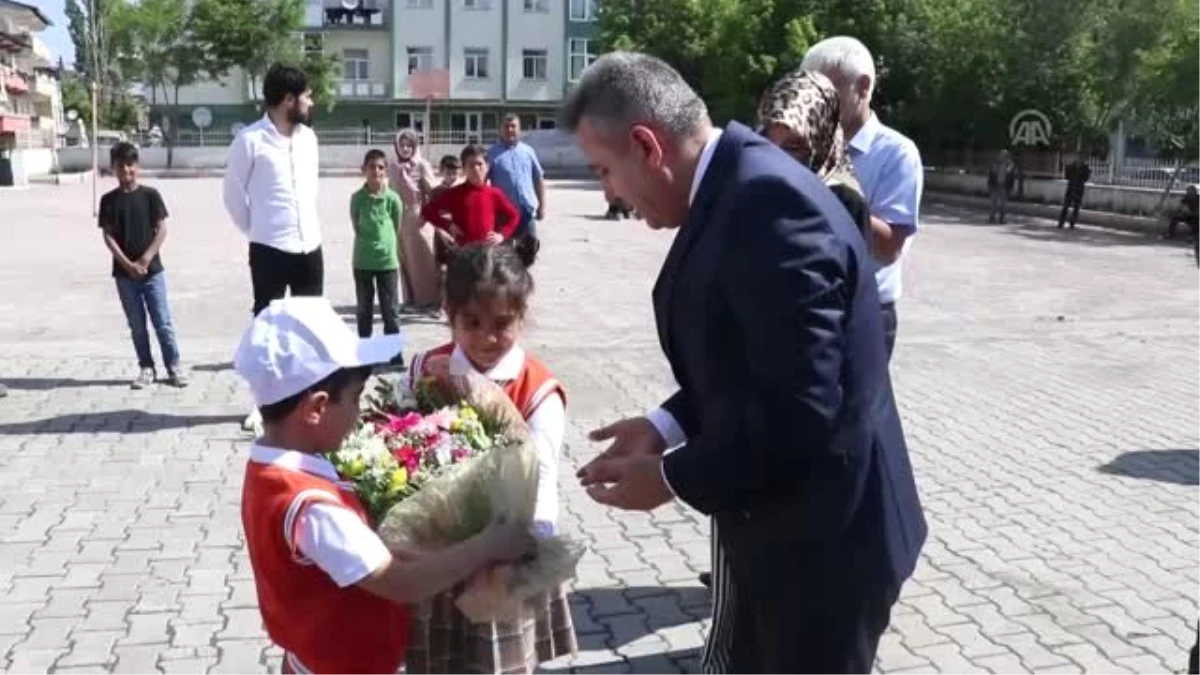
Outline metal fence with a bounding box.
[926,148,1198,191]
[131,127,507,150]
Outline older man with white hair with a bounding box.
[802,36,923,359]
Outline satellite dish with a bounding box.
[66,109,79,122]
[191,106,213,129]
[340,0,361,8]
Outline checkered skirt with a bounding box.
[405,584,577,674]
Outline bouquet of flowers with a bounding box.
[325,371,582,624]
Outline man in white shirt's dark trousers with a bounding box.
[223,64,324,430]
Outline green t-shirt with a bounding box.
[350,185,402,271]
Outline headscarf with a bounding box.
[390,128,436,207]
[757,68,861,194]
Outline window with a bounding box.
[522,49,547,80]
[343,48,370,81]
[463,0,490,8]
[523,0,549,11]
[464,48,489,79]
[396,112,426,135]
[302,33,324,56]
[568,38,595,81]
[569,0,597,21]
[407,46,433,74]
[537,116,556,130]
[407,0,433,7]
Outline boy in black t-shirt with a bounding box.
[99,142,187,389]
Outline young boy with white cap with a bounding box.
[233,296,531,674]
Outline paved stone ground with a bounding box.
[0,178,1196,674]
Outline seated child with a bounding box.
[420,144,519,247]
[233,296,531,674]
[405,243,576,666]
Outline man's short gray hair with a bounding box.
[559,51,709,139]
[801,36,877,99]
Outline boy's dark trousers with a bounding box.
[353,269,401,338]
[115,271,181,371]
[1058,187,1085,229]
[249,243,324,316]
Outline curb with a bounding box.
[926,190,1163,236]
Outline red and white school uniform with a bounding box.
[408,343,566,535]
[241,445,410,674]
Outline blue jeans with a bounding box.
[115,272,181,371]
[515,205,537,239]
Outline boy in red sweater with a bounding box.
[234,296,531,674]
[422,144,519,246]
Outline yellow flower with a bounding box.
[449,420,463,433]
[343,458,367,479]
[459,406,478,421]
[387,468,409,494]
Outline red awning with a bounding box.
[4,73,29,94]
[0,114,31,133]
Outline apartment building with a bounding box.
[171,0,600,144]
[0,0,59,151]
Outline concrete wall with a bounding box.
[925,170,1183,218]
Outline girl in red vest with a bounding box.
[406,242,578,670]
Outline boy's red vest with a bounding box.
[241,461,409,674]
[411,343,567,419]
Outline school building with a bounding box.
[167,0,600,145]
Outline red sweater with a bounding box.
[421,182,520,245]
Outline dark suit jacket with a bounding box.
[656,122,927,629]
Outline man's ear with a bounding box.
[629,125,664,169]
[856,74,873,101]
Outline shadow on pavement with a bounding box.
[332,305,446,328]
[569,585,711,654]
[192,362,233,373]
[1005,222,1182,249]
[1098,449,1199,486]
[0,409,244,435]
[0,377,130,391]
[538,647,701,674]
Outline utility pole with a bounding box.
[88,0,99,216]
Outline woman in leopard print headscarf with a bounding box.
[757,68,870,238]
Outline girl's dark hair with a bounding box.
[444,243,535,316]
[259,366,371,424]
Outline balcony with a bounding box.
[30,72,56,98]
[304,0,389,29]
[338,80,386,98]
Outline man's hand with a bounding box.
[535,205,544,221]
[578,416,666,487]
[584,454,674,511]
[485,231,504,245]
[122,259,147,278]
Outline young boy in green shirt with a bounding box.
[350,149,405,365]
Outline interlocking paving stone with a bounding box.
[0,181,1195,673]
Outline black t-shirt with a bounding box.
[98,185,168,278]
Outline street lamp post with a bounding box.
[88,0,99,217]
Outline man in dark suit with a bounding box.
[564,52,927,673]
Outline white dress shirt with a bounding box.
[646,127,723,453]
[223,116,322,254]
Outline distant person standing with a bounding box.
[223,63,323,430]
[488,115,546,251]
[987,150,1017,224]
[1059,156,1091,229]
[803,36,924,360]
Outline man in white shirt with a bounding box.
[223,63,324,318]
[802,36,924,359]
[223,64,324,432]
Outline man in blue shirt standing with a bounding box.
[803,36,924,360]
[488,115,546,246]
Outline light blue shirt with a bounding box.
[847,113,923,303]
[487,140,543,213]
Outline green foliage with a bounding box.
[597,0,1199,156]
